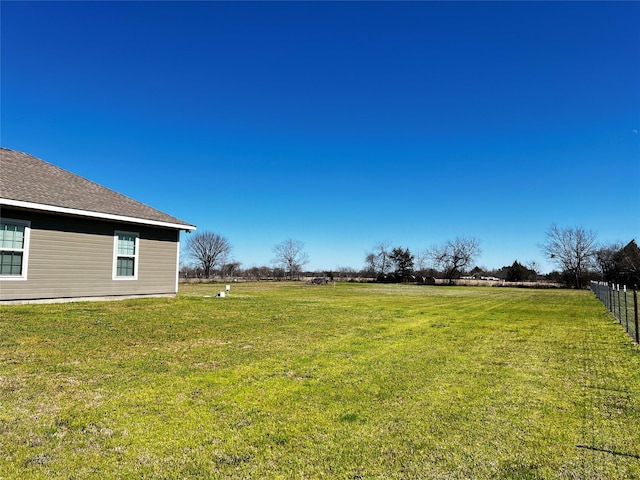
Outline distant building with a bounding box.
[1,148,196,303]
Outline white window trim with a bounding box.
[113,230,139,280]
[0,217,31,281]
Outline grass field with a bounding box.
[1,282,639,479]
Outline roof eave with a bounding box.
[1,198,197,231]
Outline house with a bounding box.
[0,147,196,303]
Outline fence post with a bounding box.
[609,283,613,313]
[634,289,639,344]
[617,285,622,323]
[624,286,629,333]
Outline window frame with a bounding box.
[112,230,140,280]
[0,217,31,281]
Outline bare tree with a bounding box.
[184,231,231,279]
[364,253,377,276]
[245,266,267,281]
[594,240,640,286]
[364,241,393,276]
[540,224,597,288]
[272,239,309,280]
[221,261,241,279]
[414,248,429,274]
[428,237,482,285]
[527,261,541,278]
[594,241,625,282]
[335,266,358,280]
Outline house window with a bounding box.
[0,218,31,280]
[113,231,139,280]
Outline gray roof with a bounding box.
[0,147,195,230]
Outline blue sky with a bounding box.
[2,1,639,273]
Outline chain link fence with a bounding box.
[590,281,639,344]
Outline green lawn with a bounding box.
[1,282,639,479]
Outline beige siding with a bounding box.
[1,209,181,302]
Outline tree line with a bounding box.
[363,237,482,285]
[540,225,639,289]
[182,225,639,289]
[182,235,310,281]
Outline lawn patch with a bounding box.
[1,283,639,479]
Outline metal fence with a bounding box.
[590,281,639,344]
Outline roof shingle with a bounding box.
[0,147,195,230]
